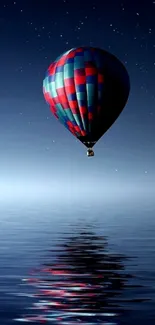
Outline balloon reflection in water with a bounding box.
[15,226,134,324]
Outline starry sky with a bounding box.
[0,0,154,204]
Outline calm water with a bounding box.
[0,199,155,324]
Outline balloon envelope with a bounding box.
[43,47,130,149]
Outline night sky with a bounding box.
[0,0,154,204]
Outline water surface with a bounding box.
[0,199,155,324]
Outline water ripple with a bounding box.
[13,224,150,324]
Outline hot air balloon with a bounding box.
[43,47,130,157]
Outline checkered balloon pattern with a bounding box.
[43,47,130,146]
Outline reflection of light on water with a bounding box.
[13,226,142,324]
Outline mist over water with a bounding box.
[0,196,155,324]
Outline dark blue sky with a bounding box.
[0,0,154,203]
